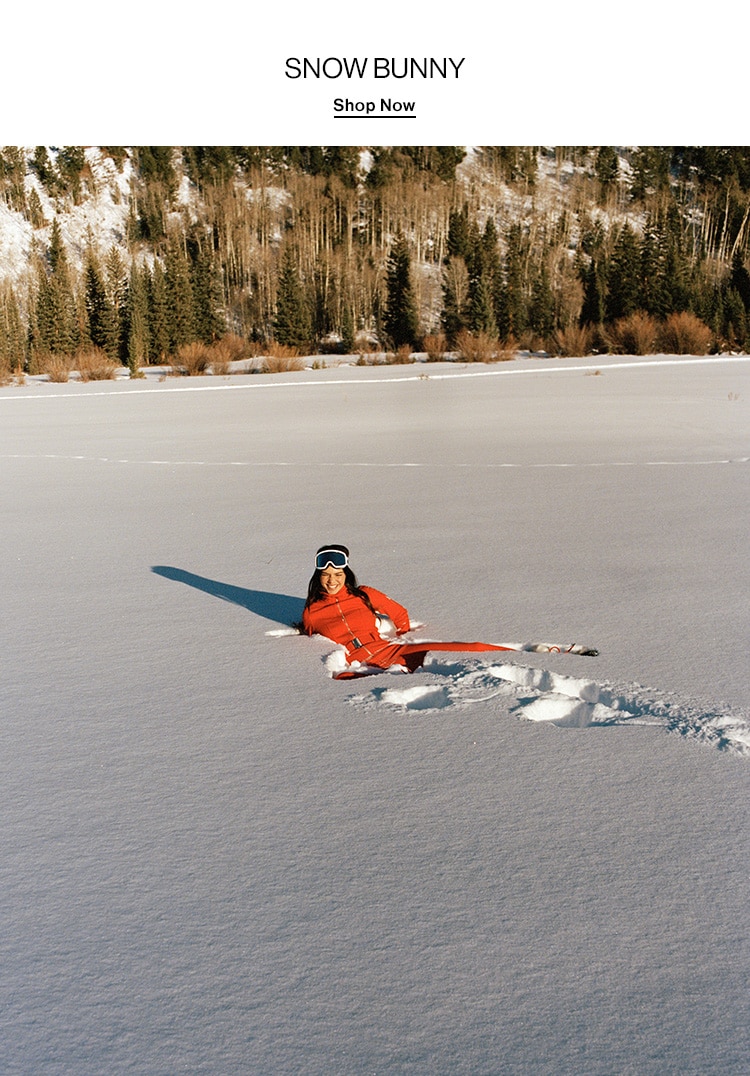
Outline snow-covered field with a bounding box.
[1,354,748,1074]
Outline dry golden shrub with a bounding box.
[385,344,413,364]
[355,351,384,366]
[40,353,74,382]
[656,311,713,355]
[423,333,447,362]
[208,334,255,374]
[550,323,593,358]
[207,345,231,376]
[171,342,212,376]
[261,355,306,373]
[76,347,120,381]
[497,335,518,361]
[260,343,306,373]
[455,329,514,363]
[607,312,658,355]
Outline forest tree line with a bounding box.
[1,145,750,374]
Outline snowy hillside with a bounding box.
[0,148,132,283]
[0,146,643,282]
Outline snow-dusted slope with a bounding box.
[0,146,643,288]
[0,148,134,284]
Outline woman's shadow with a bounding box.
[151,566,304,626]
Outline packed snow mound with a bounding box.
[346,658,750,757]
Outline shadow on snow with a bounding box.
[151,565,304,626]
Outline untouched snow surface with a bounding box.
[1,354,748,1074]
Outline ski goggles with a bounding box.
[315,549,349,570]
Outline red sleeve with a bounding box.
[362,587,411,634]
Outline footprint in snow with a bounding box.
[347,659,750,758]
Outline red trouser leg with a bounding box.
[369,641,517,672]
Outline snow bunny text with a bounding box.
[284,57,466,79]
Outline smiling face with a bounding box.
[320,566,347,596]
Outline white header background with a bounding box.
[2,0,746,144]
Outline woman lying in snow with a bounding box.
[302,544,598,679]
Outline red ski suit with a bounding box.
[302,586,515,673]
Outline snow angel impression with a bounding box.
[302,544,598,680]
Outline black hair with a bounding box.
[304,543,376,613]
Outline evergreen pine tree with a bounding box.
[595,147,619,203]
[322,147,360,188]
[27,187,46,229]
[481,219,502,281]
[630,147,671,202]
[0,147,27,214]
[31,147,56,195]
[482,219,502,332]
[340,303,355,354]
[84,249,114,352]
[440,207,476,343]
[637,202,691,319]
[468,273,498,336]
[148,262,171,363]
[465,219,499,336]
[440,256,470,344]
[34,218,77,356]
[105,246,128,362]
[33,272,55,357]
[639,212,666,317]
[165,236,196,350]
[57,147,86,203]
[311,262,330,345]
[383,233,418,348]
[694,281,724,342]
[274,246,312,349]
[729,249,750,313]
[191,246,226,343]
[446,205,471,260]
[661,205,691,314]
[126,262,150,373]
[464,219,482,281]
[723,288,748,348]
[580,256,606,326]
[73,284,90,353]
[496,224,527,339]
[606,224,641,322]
[0,286,26,371]
[528,261,555,337]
